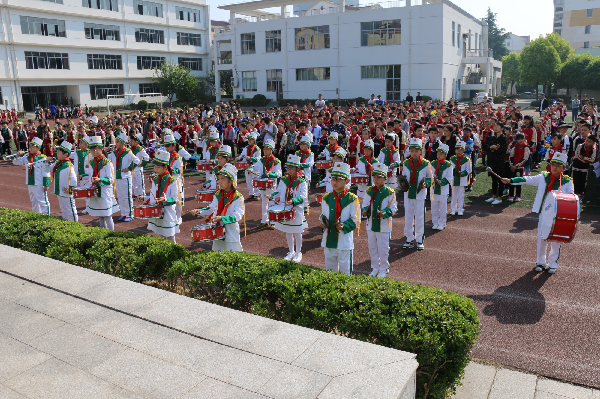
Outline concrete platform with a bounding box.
[0,245,417,399]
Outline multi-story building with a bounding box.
[0,0,209,111]
[213,0,501,103]
[554,0,600,49]
[293,0,359,17]
[504,33,530,54]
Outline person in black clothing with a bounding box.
[36,120,46,140]
[424,127,439,162]
[440,125,458,157]
[484,121,508,205]
[539,94,549,116]
[405,92,414,104]
[416,92,423,102]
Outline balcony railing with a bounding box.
[463,49,494,58]
[461,75,487,85]
[218,58,232,65]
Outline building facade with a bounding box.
[504,33,530,54]
[213,0,501,103]
[554,0,600,49]
[0,0,209,111]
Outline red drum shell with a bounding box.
[316,194,324,203]
[234,162,250,170]
[268,207,296,222]
[253,178,276,189]
[196,189,215,203]
[196,161,215,171]
[542,192,580,243]
[315,161,333,169]
[72,186,98,199]
[133,205,164,219]
[191,224,225,242]
[351,174,369,184]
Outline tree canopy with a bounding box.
[558,53,593,97]
[519,37,561,96]
[545,33,574,63]
[485,8,510,60]
[152,61,203,105]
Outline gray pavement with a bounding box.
[0,245,417,399]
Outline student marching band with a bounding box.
[5,95,597,276]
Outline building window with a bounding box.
[137,56,165,70]
[241,33,255,54]
[296,67,330,81]
[84,23,120,41]
[87,54,122,70]
[361,20,401,46]
[90,84,123,100]
[82,0,118,11]
[20,16,66,37]
[452,22,455,46]
[266,30,281,53]
[42,0,63,3]
[25,52,69,69]
[554,22,563,28]
[555,6,563,12]
[585,25,591,34]
[555,29,562,36]
[177,32,202,46]
[134,0,163,17]
[588,9,593,17]
[242,71,257,91]
[475,32,478,49]
[175,6,201,22]
[457,24,461,49]
[295,25,330,50]
[135,28,165,44]
[139,83,161,94]
[385,65,401,101]
[178,57,202,70]
[584,41,590,48]
[266,69,282,92]
[555,13,563,20]
[361,65,387,79]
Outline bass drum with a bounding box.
[539,191,580,243]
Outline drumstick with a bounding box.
[485,167,503,180]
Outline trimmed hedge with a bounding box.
[0,207,479,399]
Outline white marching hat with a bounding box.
[116,132,129,144]
[363,139,374,150]
[330,162,351,179]
[263,139,276,150]
[218,163,238,187]
[30,137,43,148]
[437,143,450,154]
[372,163,388,177]
[409,137,423,149]
[299,135,312,145]
[333,147,347,159]
[56,140,73,154]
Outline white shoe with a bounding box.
[292,252,302,263]
[369,269,378,277]
[416,242,424,251]
[457,211,464,216]
[491,199,502,205]
[432,224,439,230]
[81,209,89,215]
[450,211,457,216]
[485,197,495,203]
[283,251,295,261]
[439,225,445,231]
[377,269,388,278]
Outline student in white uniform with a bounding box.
[430,143,453,230]
[449,141,471,216]
[268,154,308,263]
[319,132,341,161]
[12,137,51,215]
[320,148,351,193]
[237,131,261,200]
[70,135,94,214]
[205,145,232,190]
[109,132,140,222]
[296,135,315,187]
[319,162,360,275]
[355,139,379,203]
[362,163,397,278]
[130,133,150,197]
[46,141,78,221]
[87,136,118,230]
[192,163,245,252]
[377,133,401,190]
[252,139,282,228]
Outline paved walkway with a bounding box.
[454,362,600,399]
[0,245,417,399]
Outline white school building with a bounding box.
[0,0,209,112]
[213,0,501,104]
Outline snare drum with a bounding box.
[196,161,215,171]
[133,204,164,219]
[316,193,324,203]
[315,161,333,169]
[191,223,225,242]
[234,161,251,170]
[351,174,369,185]
[268,204,296,222]
[387,170,394,178]
[72,186,98,199]
[253,178,276,190]
[196,189,215,203]
[539,192,580,243]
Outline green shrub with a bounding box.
[137,100,149,111]
[421,95,432,102]
[493,95,506,104]
[0,208,479,399]
[252,94,269,106]
[530,100,541,107]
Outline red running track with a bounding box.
[1,160,600,388]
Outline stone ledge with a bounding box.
[0,244,418,399]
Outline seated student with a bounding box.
[192,163,245,252]
[501,153,573,274]
[430,143,453,230]
[12,137,51,215]
[268,154,308,263]
[46,141,78,221]
[362,163,397,278]
[319,162,359,276]
[141,149,180,243]
[252,139,282,229]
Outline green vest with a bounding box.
[27,154,46,185]
[431,160,452,195]
[53,160,73,195]
[76,150,89,176]
[365,185,394,232]
[403,158,431,199]
[323,190,358,248]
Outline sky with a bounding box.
[206,0,554,40]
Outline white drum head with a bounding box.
[268,204,285,212]
[539,191,558,241]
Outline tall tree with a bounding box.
[485,8,510,60]
[584,58,600,91]
[519,37,561,99]
[558,53,593,98]
[152,61,198,105]
[501,52,520,94]
[545,33,574,64]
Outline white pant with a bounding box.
[260,188,275,223]
[80,176,90,212]
[212,240,243,252]
[246,169,257,196]
[430,194,448,228]
[404,198,425,244]
[132,168,145,197]
[367,230,390,272]
[451,186,465,213]
[28,186,50,215]
[537,217,562,269]
[324,248,353,275]
[115,178,133,218]
[58,196,78,222]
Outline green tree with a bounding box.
[584,58,600,91]
[174,66,202,105]
[545,33,574,63]
[485,8,510,60]
[201,69,233,98]
[558,53,594,98]
[152,61,198,105]
[520,37,561,98]
[501,52,520,94]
